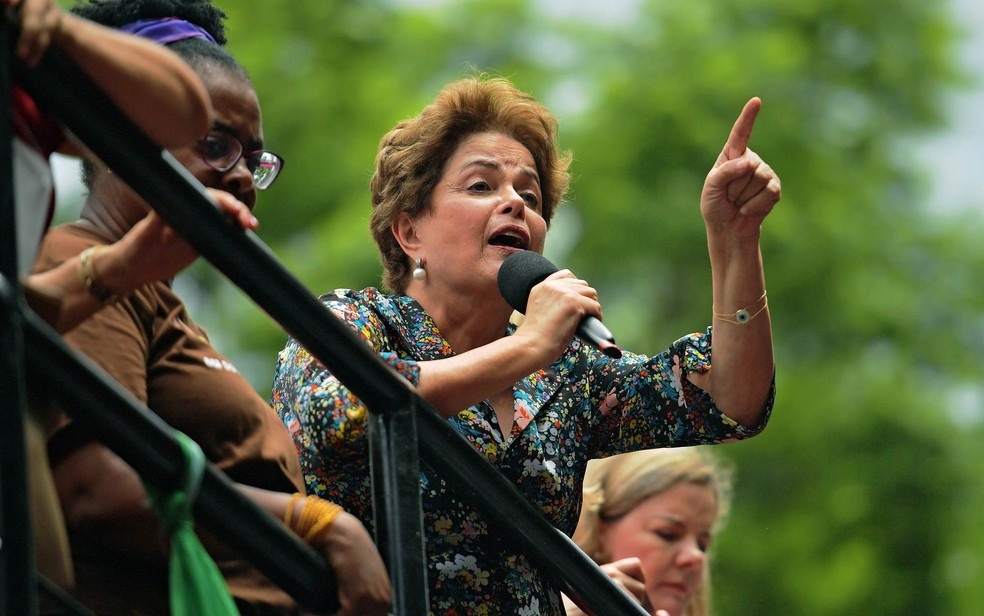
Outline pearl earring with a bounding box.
[412,257,426,281]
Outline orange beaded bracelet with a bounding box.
[283,494,345,544]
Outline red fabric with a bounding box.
[12,85,66,232]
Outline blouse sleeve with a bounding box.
[270,290,421,490]
[583,326,774,458]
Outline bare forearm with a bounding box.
[702,231,774,427]
[416,332,546,418]
[53,442,166,560]
[694,98,780,428]
[28,239,138,333]
[56,13,212,147]
[238,486,392,614]
[29,192,256,333]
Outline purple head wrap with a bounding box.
[119,17,217,45]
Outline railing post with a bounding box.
[368,395,429,614]
[0,278,36,616]
[0,12,38,616]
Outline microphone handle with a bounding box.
[577,317,622,359]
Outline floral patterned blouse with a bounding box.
[271,287,773,615]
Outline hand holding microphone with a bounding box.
[498,251,622,359]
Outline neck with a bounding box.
[407,283,513,354]
[79,173,146,242]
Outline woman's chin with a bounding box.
[649,593,688,616]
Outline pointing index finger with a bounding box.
[722,97,762,161]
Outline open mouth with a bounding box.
[489,227,529,250]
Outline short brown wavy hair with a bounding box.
[369,75,572,294]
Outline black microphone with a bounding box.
[498,251,622,359]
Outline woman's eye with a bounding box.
[655,530,680,542]
[469,181,491,192]
[203,135,229,160]
[521,192,540,209]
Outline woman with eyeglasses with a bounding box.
[31,1,390,615]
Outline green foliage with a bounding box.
[175,0,984,613]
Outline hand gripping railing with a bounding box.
[5,25,649,616]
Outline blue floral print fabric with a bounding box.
[271,287,773,615]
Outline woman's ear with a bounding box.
[391,211,421,255]
[594,520,612,563]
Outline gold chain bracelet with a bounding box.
[713,290,768,325]
[77,246,119,304]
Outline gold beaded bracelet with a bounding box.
[713,290,768,325]
[77,246,119,304]
[284,494,345,544]
[283,492,304,529]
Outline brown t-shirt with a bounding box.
[35,222,306,615]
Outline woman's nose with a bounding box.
[499,187,527,217]
[676,539,707,568]
[223,158,256,207]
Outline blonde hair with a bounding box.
[369,75,572,293]
[573,448,734,616]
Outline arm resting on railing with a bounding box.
[19,304,341,614]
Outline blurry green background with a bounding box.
[55,0,984,613]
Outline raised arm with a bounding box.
[6,0,212,147]
[693,97,780,427]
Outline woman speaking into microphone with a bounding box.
[272,74,780,615]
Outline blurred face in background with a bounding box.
[598,482,718,616]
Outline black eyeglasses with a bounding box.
[198,130,284,190]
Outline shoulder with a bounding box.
[319,287,381,318]
[319,286,385,305]
[318,287,414,323]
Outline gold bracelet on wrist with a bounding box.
[713,290,768,325]
[77,246,119,304]
[283,492,304,528]
[285,495,345,545]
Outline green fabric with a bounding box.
[145,432,240,616]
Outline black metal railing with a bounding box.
[1,14,37,616]
[2,16,647,615]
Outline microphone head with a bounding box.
[497,250,558,313]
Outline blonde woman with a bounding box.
[566,448,734,616]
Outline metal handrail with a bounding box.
[12,293,341,613]
[1,14,37,616]
[7,31,648,616]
